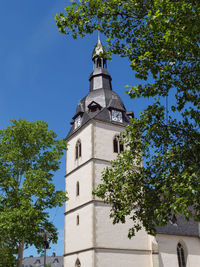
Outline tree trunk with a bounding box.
[17,239,24,267]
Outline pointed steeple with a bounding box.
[92,31,107,69]
[67,36,133,139]
[89,35,112,91]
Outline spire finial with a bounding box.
[98,30,101,44]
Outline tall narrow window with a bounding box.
[79,142,81,157]
[76,215,79,225]
[76,181,80,196]
[75,144,78,159]
[177,243,186,267]
[113,135,124,153]
[75,140,81,160]
[113,137,118,153]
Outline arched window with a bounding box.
[76,215,79,225]
[75,140,81,159]
[97,58,102,68]
[76,181,80,196]
[75,258,81,267]
[113,135,124,153]
[177,243,186,267]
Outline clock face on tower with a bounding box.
[111,110,123,123]
[74,115,82,129]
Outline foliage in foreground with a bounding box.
[95,103,200,236]
[0,119,67,266]
[56,0,200,236]
[0,238,17,267]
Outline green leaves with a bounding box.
[56,0,200,111]
[0,119,67,263]
[95,106,200,236]
[0,238,17,267]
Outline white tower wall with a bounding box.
[64,120,153,267]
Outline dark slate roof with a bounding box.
[73,102,84,119]
[67,88,131,139]
[157,215,200,237]
[66,39,133,139]
[107,98,126,111]
[22,255,63,267]
[89,68,112,92]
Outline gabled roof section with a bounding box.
[66,87,133,139]
[72,100,85,119]
[107,98,126,111]
[157,214,200,237]
[88,101,102,109]
[67,104,131,139]
[22,255,63,267]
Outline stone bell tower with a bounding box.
[64,38,153,267]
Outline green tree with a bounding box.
[0,119,67,266]
[0,236,17,267]
[56,0,200,236]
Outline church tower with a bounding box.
[64,39,153,267]
[64,39,200,267]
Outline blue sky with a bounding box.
[0,0,158,258]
